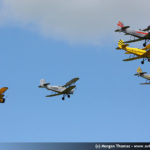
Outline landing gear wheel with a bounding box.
[67,95,70,98]
[148,59,150,62]
[62,97,65,100]
[141,60,144,64]
[143,43,146,47]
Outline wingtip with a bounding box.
[115,29,120,32]
[116,47,120,50]
[4,87,8,89]
[74,77,80,81]
[140,82,150,85]
[122,58,131,61]
[134,73,139,76]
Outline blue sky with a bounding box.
[0,0,150,142]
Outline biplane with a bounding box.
[116,39,150,64]
[115,21,150,47]
[134,67,150,85]
[0,87,8,103]
[38,78,79,100]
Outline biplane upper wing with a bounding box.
[63,78,79,87]
[0,87,8,94]
[46,93,62,97]
[125,38,143,43]
[62,85,76,93]
[123,56,142,61]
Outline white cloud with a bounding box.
[0,0,150,45]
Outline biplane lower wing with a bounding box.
[140,82,150,85]
[46,93,62,97]
[123,56,142,61]
[125,38,143,43]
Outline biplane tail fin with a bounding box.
[117,21,124,28]
[137,67,142,74]
[39,79,50,88]
[116,39,129,49]
[134,67,147,76]
[115,21,130,32]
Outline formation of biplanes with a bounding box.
[115,21,150,84]
[1,21,150,103]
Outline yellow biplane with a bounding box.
[0,87,8,103]
[116,39,150,64]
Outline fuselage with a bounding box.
[44,85,74,94]
[140,74,150,80]
[122,46,150,58]
[122,29,150,39]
